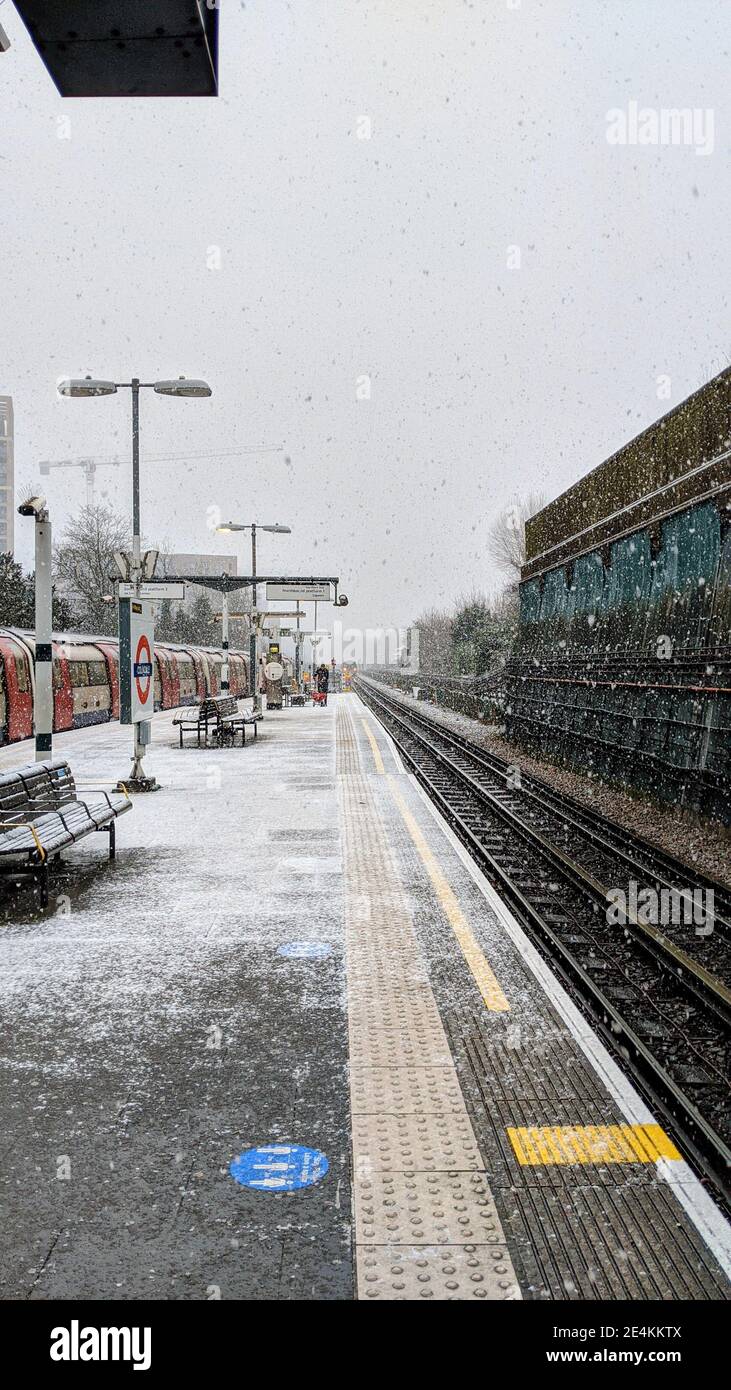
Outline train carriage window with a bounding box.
[15,656,29,692]
[52,660,63,690]
[68,661,90,686]
[88,661,108,685]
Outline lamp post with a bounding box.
[17,494,53,761]
[58,374,211,788]
[216,522,291,713]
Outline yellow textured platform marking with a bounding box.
[507,1124,683,1166]
[361,718,385,774]
[388,778,509,1013]
[336,700,521,1300]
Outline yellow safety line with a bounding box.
[361,719,385,774]
[507,1123,682,1165]
[388,777,510,1012]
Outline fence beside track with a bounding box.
[361,666,505,722]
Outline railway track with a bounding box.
[355,674,731,1202]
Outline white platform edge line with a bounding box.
[408,771,731,1280]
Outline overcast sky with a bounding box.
[1,0,728,642]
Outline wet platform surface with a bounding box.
[0,695,729,1300]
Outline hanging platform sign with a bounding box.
[266,582,332,602]
[118,582,186,601]
[119,598,155,724]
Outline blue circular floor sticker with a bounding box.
[278,941,332,959]
[230,1145,329,1192]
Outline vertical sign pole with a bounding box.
[295,600,301,690]
[130,378,145,783]
[250,523,259,714]
[221,588,229,692]
[34,509,53,761]
[121,380,157,790]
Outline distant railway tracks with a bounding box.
[355,674,731,1202]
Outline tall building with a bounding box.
[159,552,238,613]
[0,397,14,555]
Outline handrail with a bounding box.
[0,820,47,861]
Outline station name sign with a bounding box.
[119,598,155,725]
[266,582,332,602]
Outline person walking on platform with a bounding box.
[315,663,330,706]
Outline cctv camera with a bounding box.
[17,495,47,517]
[0,25,11,55]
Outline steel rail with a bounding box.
[356,676,731,1200]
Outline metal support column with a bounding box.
[126,378,156,791]
[250,524,259,713]
[34,509,53,760]
[221,588,229,692]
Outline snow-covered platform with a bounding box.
[0,695,729,1301]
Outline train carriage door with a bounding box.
[176,652,197,704]
[88,651,112,721]
[0,635,34,741]
[229,653,244,696]
[196,652,211,697]
[156,646,178,707]
[53,647,74,730]
[0,637,10,743]
[189,651,207,700]
[63,644,112,727]
[95,642,120,719]
[208,653,221,696]
[154,652,163,710]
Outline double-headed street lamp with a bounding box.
[216,521,291,712]
[58,374,212,789]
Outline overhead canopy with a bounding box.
[171,575,340,594]
[14,1,218,97]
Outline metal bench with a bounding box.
[0,759,132,907]
[173,695,259,748]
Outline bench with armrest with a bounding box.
[173,695,259,748]
[0,759,132,907]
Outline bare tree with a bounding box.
[413,607,457,673]
[54,503,131,634]
[487,491,548,582]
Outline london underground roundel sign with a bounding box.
[134,635,153,706]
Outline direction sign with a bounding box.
[266,582,332,602]
[118,582,186,601]
[119,598,155,724]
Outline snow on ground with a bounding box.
[0,704,352,1300]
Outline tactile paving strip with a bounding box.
[355,1172,504,1245]
[350,1066,469,1116]
[353,1113,482,1172]
[337,700,521,1300]
[357,1244,520,1301]
[348,1022,455,1068]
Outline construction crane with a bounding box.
[38,457,122,508]
[38,445,286,508]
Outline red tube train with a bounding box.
[0,628,254,745]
